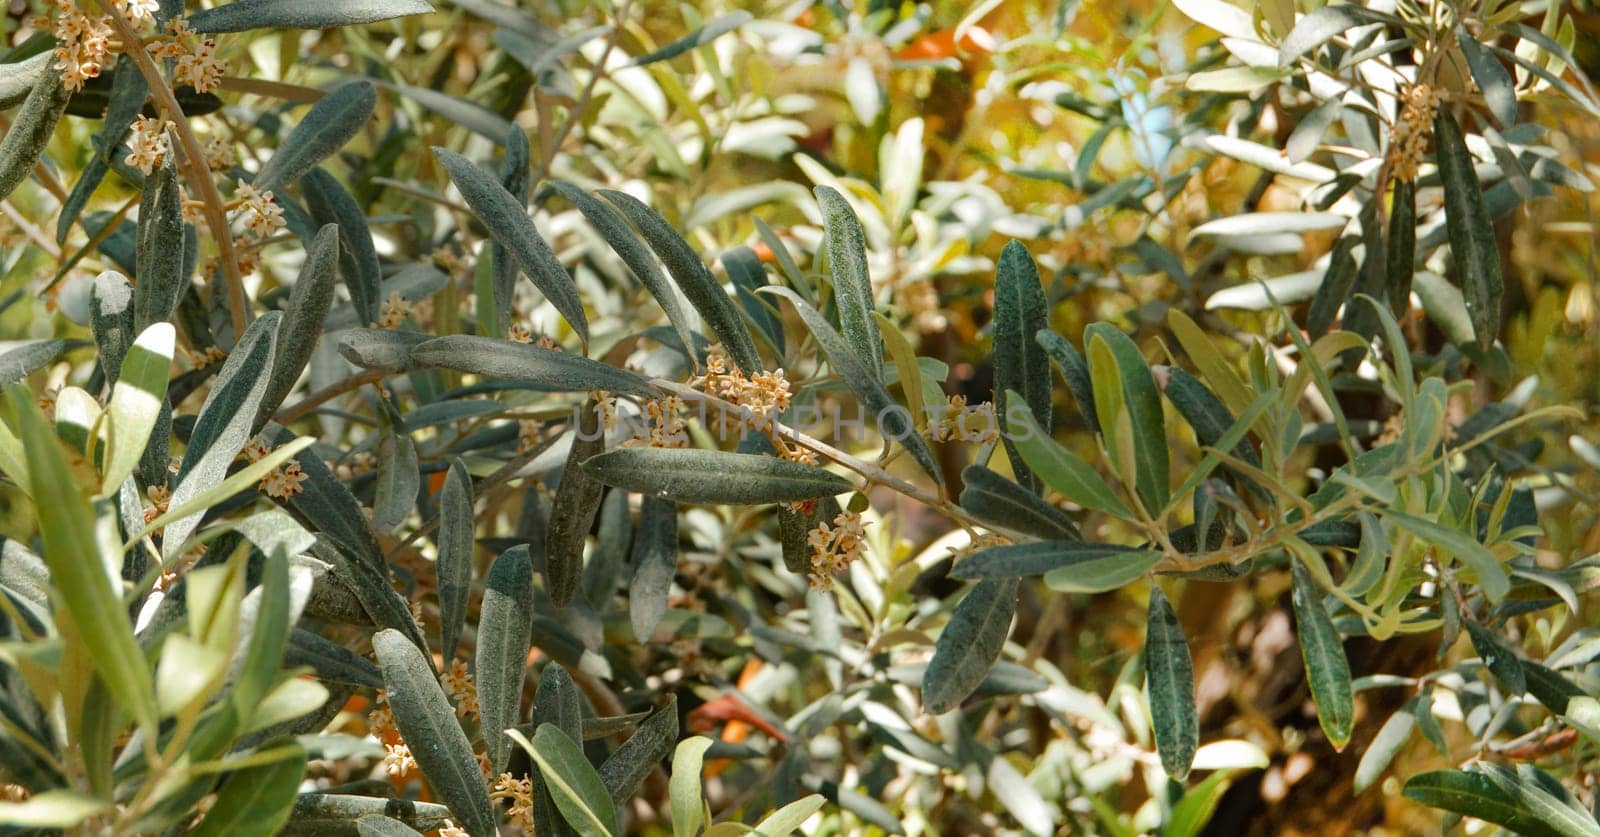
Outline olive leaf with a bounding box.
[254,81,377,193]
[1434,108,1504,346]
[408,335,653,395]
[372,629,496,835]
[1145,586,1198,781]
[957,464,1080,541]
[992,241,1051,494]
[922,578,1018,714]
[437,458,474,663]
[134,158,187,331]
[581,447,852,505]
[951,541,1162,592]
[190,0,435,32]
[629,496,679,642]
[302,168,382,328]
[548,180,697,359]
[545,399,605,608]
[163,313,279,561]
[814,185,882,383]
[597,695,678,811]
[257,224,341,428]
[477,545,534,774]
[1290,560,1354,750]
[598,188,761,374]
[0,65,70,202]
[435,148,588,343]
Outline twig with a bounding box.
[99,1,249,338]
[275,369,387,424]
[529,0,634,186]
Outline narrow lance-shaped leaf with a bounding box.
[7,386,158,732]
[1146,586,1198,780]
[761,286,943,486]
[598,695,678,810]
[513,724,620,837]
[1402,770,1555,837]
[993,241,1051,494]
[922,578,1019,714]
[434,148,588,343]
[1306,235,1360,338]
[952,541,1163,593]
[256,223,340,429]
[372,399,418,532]
[190,0,435,32]
[408,334,654,396]
[957,464,1080,541]
[1038,332,1098,434]
[437,458,474,662]
[530,663,584,836]
[582,447,852,505]
[1434,108,1504,346]
[253,81,377,192]
[90,271,136,383]
[478,546,534,774]
[598,188,761,374]
[373,629,496,836]
[189,743,306,837]
[134,157,187,331]
[101,323,174,495]
[1354,700,1417,793]
[1007,397,1132,519]
[670,737,714,837]
[631,10,752,65]
[1465,618,1527,695]
[1086,324,1169,512]
[549,180,697,361]
[302,168,382,328]
[0,66,70,202]
[546,399,605,608]
[1386,178,1417,315]
[629,496,678,642]
[814,185,882,382]
[1290,560,1354,750]
[1458,33,1517,128]
[164,313,279,560]
[489,127,531,335]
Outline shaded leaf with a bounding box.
[1290,560,1354,750]
[922,578,1018,714]
[1434,108,1504,346]
[258,224,341,428]
[437,458,474,661]
[1466,618,1527,695]
[435,148,588,342]
[582,447,852,505]
[255,82,377,193]
[373,629,496,835]
[1402,770,1560,837]
[598,189,760,374]
[134,158,187,331]
[191,0,434,33]
[0,65,69,202]
[546,399,605,608]
[408,335,653,396]
[957,464,1080,540]
[629,496,678,641]
[992,241,1051,495]
[1146,586,1198,780]
[302,168,382,328]
[478,545,534,774]
[814,185,882,382]
[598,695,678,811]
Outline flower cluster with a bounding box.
[149,19,225,94]
[490,773,535,831]
[440,659,479,719]
[378,292,413,329]
[637,395,690,448]
[243,438,307,498]
[806,510,868,591]
[1390,83,1438,182]
[51,0,115,93]
[696,344,792,430]
[508,323,533,343]
[368,696,416,778]
[931,395,997,443]
[125,116,174,175]
[142,484,171,525]
[234,180,286,240]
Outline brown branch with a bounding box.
[99,1,250,338]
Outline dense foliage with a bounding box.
[0,0,1598,834]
